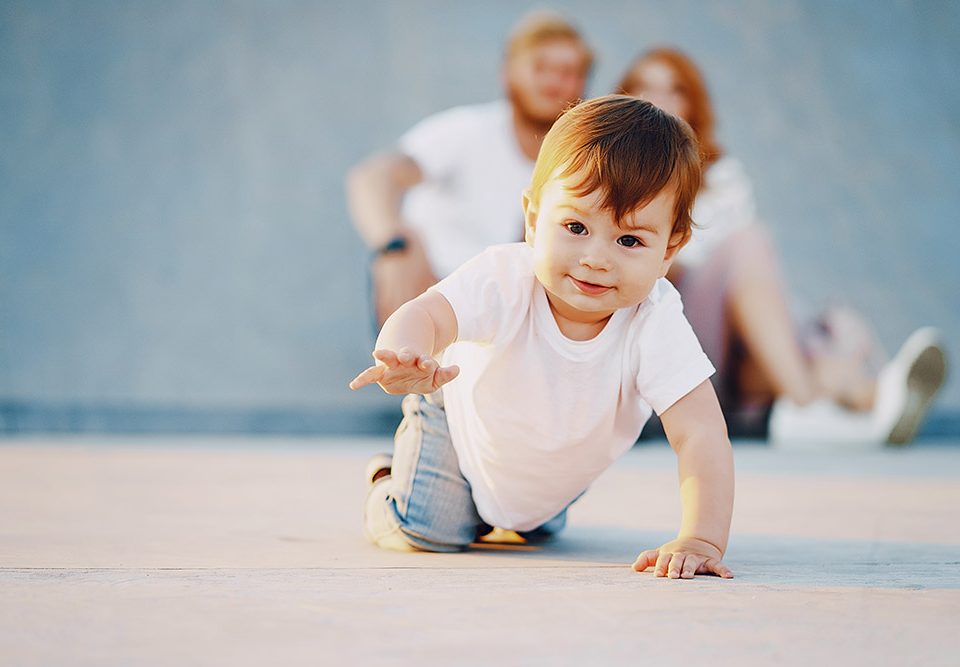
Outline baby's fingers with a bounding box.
[680,555,702,579]
[417,355,437,373]
[667,552,687,579]
[372,349,399,368]
[395,347,419,366]
[700,558,735,579]
[631,550,659,573]
[348,365,385,390]
[433,364,460,388]
[654,551,673,577]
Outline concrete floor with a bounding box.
[2,436,959,666]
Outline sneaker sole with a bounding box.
[887,344,946,445]
[365,453,393,487]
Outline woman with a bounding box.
[617,47,945,445]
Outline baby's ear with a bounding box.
[521,189,538,244]
[658,228,690,277]
[667,228,691,253]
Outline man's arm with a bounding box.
[346,152,437,325]
[346,151,424,250]
[633,380,735,579]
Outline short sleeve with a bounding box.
[428,244,532,345]
[633,281,716,415]
[398,106,475,182]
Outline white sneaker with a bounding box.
[769,397,880,449]
[365,453,393,487]
[872,327,947,445]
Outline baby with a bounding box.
[351,95,734,579]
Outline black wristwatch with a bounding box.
[373,235,408,258]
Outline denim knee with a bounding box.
[363,477,468,553]
[363,394,485,552]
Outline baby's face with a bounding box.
[524,169,682,326]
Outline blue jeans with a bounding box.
[364,392,569,552]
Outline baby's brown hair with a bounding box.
[528,95,701,246]
[617,48,723,169]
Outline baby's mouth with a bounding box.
[569,276,613,295]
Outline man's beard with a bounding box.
[507,81,563,132]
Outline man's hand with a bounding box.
[349,347,459,395]
[632,536,734,579]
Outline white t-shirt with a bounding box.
[399,100,535,278]
[681,156,758,268]
[430,243,715,531]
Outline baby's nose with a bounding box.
[579,252,611,270]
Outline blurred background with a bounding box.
[2,0,957,435]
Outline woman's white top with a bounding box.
[682,156,758,268]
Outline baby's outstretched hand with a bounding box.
[632,537,734,580]
[349,347,460,395]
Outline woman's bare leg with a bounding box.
[724,227,819,405]
[723,227,881,411]
[809,350,877,411]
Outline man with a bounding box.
[346,10,593,325]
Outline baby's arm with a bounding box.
[349,291,460,395]
[633,380,735,579]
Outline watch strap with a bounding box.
[373,235,408,257]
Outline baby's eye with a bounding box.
[565,222,586,235]
[617,235,644,248]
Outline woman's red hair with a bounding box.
[617,47,723,169]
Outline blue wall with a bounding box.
[2,0,958,432]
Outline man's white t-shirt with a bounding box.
[399,100,535,278]
[430,243,715,531]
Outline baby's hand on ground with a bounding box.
[632,537,734,580]
[348,347,459,395]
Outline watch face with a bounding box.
[381,237,408,254]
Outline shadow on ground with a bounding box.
[467,526,960,590]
